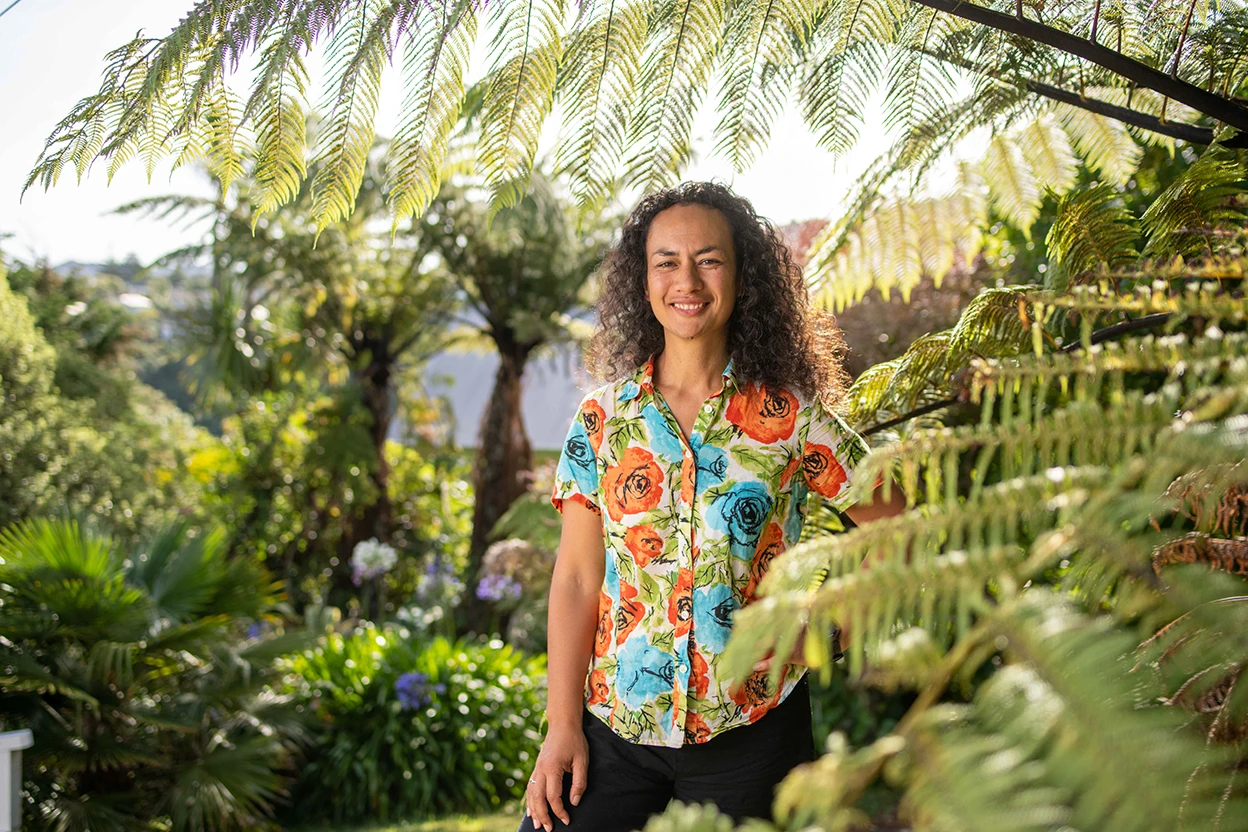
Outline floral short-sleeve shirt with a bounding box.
[551,356,871,748]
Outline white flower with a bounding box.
[350,538,398,582]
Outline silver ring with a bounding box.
[529,777,537,784]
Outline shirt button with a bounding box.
[677,662,688,673]
[702,404,714,414]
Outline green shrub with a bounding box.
[0,517,308,832]
[282,625,546,824]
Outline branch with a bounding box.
[907,0,1248,134]
[861,313,1174,436]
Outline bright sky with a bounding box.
[0,0,891,266]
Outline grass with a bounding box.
[295,813,520,832]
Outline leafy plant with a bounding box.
[281,626,546,824]
[0,517,309,832]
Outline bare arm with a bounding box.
[525,501,605,831]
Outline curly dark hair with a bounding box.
[587,181,848,407]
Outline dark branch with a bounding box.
[907,0,1248,134]
[862,313,1174,436]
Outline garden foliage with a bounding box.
[0,518,308,832]
[281,625,547,824]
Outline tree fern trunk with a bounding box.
[462,342,534,635]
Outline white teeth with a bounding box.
[673,302,706,311]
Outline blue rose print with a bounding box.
[556,419,598,497]
[642,404,685,462]
[617,637,676,708]
[690,433,729,496]
[692,584,738,653]
[618,381,641,403]
[707,481,773,560]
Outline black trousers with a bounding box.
[517,679,815,832]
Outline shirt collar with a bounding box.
[618,354,737,403]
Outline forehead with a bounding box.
[645,204,733,253]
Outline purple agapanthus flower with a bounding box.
[476,574,523,602]
[395,672,446,710]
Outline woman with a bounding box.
[521,182,901,832]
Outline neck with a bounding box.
[654,336,730,394]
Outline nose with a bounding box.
[673,258,704,291]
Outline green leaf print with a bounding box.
[730,446,782,477]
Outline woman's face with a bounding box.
[644,204,737,346]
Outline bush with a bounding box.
[0,517,308,832]
[282,625,546,824]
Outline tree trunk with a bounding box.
[461,343,535,634]
[332,347,396,611]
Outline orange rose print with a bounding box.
[667,568,694,637]
[690,646,710,698]
[615,580,646,645]
[730,669,783,722]
[802,443,848,498]
[587,668,610,705]
[726,382,798,443]
[624,524,664,567]
[744,523,784,602]
[603,446,664,521]
[779,456,801,489]
[594,591,614,657]
[582,398,606,453]
[684,711,712,743]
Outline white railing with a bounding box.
[0,731,32,832]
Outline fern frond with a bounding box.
[946,285,1033,364]
[385,0,478,229]
[1016,113,1078,194]
[1142,150,1248,258]
[627,0,727,193]
[713,0,809,171]
[1045,183,1140,281]
[309,0,391,234]
[554,0,648,213]
[243,2,317,223]
[982,132,1041,230]
[1057,103,1142,186]
[479,0,565,214]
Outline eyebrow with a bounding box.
[650,245,724,258]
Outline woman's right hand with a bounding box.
[525,722,589,831]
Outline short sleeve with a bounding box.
[800,398,872,512]
[551,393,605,515]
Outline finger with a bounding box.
[753,657,772,673]
[529,775,553,832]
[570,749,589,807]
[547,768,570,826]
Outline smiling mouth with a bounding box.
[671,301,709,315]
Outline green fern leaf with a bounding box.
[478,0,565,215]
[385,0,478,230]
[1045,184,1139,281]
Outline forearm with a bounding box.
[544,566,601,730]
